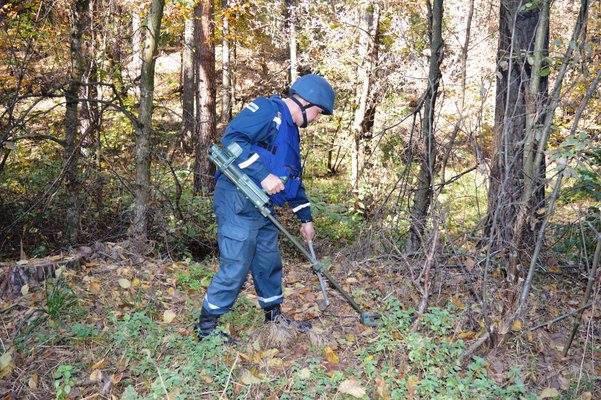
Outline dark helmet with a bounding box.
[289,74,335,115]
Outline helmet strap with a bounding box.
[290,96,312,128]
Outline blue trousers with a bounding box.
[202,178,283,316]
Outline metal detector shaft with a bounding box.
[308,242,330,307]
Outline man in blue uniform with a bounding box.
[196,74,335,341]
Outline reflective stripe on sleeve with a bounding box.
[273,115,282,128]
[292,203,310,213]
[245,102,259,112]
[238,153,259,169]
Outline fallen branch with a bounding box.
[528,302,594,332]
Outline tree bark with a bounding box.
[285,0,298,84]
[407,0,443,251]
[221,0,232,123]
[130,0,164,250]
[64,0,90,245]
[131,10,142,97]
[181,12,195,152]
[485,0,542,258]
[351,2,380,204]
[193,0,217,194]
[509,0,550,276]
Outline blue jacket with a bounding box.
[219,96,312,222]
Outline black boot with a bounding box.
[264,304,312,333]
[195,308,235,344]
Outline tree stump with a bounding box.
[0,246,92,299]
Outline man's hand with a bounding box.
[261,174,285,195]
[299,221,315,243]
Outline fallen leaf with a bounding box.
[540,387,560,398]
[458,330,477,340]
[375,377,390,399]
[324,346,339,364]
[28,373,39,389]
[267,357,283,367]
[118,278,131,289]
[91,358,107,370]
[89,369,102,383]
[240,369,263,385]
[163,310,176,324]
[0,351,14,378]
[20,284,29,296]
[111,373,123,384]
[511,319,523,332]
[297,368,311,380]
[338,379,366,398]
[580,392,592,400]
[407,375,420,399]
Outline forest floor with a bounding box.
[1,241,599,399]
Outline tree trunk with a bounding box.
[285,0,298,84]
[193,0,217,194]
[510,0,550,275]
[459,0,474,109]
[485,0,542,260]
[407,0,443,251]
[181,13,195,152]
[350,2,380,206]
[131,10,142,97]
[64,0,90,245]
[130,0,164,250]
[221,0,232,123]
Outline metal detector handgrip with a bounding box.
[209,143,271,217]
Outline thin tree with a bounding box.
[181,5,196,152]
[350,1,380,207]
[285,0,298,84]
[192,0,217,194]
[64,0,90,245]
[406,0,444,251]
[221,0,233,123]
[130,0,165,250]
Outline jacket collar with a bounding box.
[271,96,296,128]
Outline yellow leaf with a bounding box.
[324,346,339,364]
[132,278,141,287]
[91,358,107,370]
[540,387,560,398]
[118,278,131,289]
[89,281,101,294]
[163,310,176,324]
[20,284,29,296]
[458,331,477,340]
[89,369,102,382]
[0,351,14,378]
[240,369,263,385]
[511,319,523,332]
[28,373,39,389]
[338,379,366,398]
